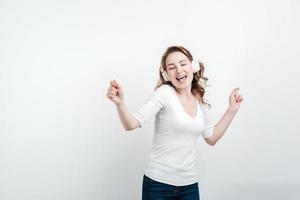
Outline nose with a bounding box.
[175,65,184,73]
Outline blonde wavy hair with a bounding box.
[155,45,211,109]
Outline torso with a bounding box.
[143,84,209,186]
[175,92,198,119]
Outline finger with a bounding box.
[239,95,244,101]
[235,91,240,96]
[107,93,113,99]
[113,80,121,89]
[110,81,114,87]
[234,88,240,95]
[237,95,243,102]
[107,94,115,100]
[109,92,116,97]
[110,81,119,90]
[231,88,240,96]
[106,92,114,99]
[110,81,116,87]
[111,87,118,93]
[110,80,116,85]
[108,88,116,95]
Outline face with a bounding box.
[165,51,193,89]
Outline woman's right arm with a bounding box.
[107,79,165,131]
[106,80,140,131]
[115,102,140,131]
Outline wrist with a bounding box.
[227,106,238,114]
[115,101,125,107]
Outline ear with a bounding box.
[191,60,200,73]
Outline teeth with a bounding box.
[176,75,187,82]
[177,75,186,79]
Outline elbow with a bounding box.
[124,126,134,131]
[208,137,218,146]
[124,121,140,132]
[123,118,141,132]
[205,134,217,146]
[209,141,217,146]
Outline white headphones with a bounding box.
[160,60,201,82]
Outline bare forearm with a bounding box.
[115,102,138,131]
[212,107,237,144]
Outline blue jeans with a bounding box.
[142,174,200,200]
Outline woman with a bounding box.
[106,46,244,200]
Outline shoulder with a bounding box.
[154,84,173,96]
[155,84,173,92]
[150,84,173,103]
[199,101,212,114]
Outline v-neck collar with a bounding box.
[170,86,199,120]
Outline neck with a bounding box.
[176,85,193,101]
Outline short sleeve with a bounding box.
[133,85,167,128]
[201,104,215,139]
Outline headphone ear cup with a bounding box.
[162,70,170,81]
[160,66,170,81]
[192,60,200,73]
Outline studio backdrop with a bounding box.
[0,0,299,199]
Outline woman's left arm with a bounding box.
[205,88,244,146]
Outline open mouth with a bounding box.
[176,75,187,83]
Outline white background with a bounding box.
[0,0,299,199]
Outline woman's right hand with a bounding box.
[106,79,124,105]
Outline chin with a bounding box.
[172,80,192,89]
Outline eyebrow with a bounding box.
[166,59,188,67]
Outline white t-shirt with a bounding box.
[133,84,214,186]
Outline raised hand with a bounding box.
[229,88,244,112]
[106,79,124,105]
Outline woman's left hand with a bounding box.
[229,88,244,112]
